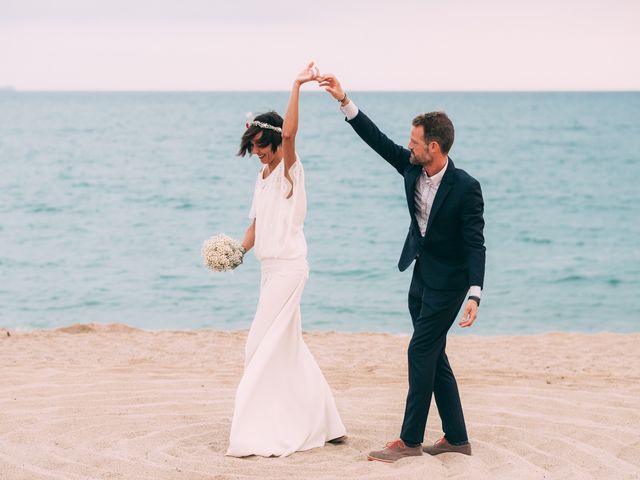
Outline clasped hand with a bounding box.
[295,62,321,85]
[295,63,346,103]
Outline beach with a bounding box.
[0,325,638,479]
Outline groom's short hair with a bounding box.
[412,112,454,154]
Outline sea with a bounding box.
[1,91,639,335]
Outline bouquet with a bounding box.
[202,233,245,272]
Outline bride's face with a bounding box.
[250,132,279,166]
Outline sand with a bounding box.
[0,324,638,480]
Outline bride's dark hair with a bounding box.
[237,111,284,157]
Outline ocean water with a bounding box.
[1,91,639,335]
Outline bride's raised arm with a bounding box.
[282,62,319,172]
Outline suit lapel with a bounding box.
[405,165,422,218]
[425,159,455,233]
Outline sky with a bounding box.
[1,0,639,91]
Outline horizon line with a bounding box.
[3,88,640,93]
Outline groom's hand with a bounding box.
[317,74,345,102]
[459,300,478,328]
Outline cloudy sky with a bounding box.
[1,0,639,90]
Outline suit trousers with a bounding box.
[400,258,469,446]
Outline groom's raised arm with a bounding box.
[343,105,411,176]
[319,74,410,176]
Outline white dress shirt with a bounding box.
[415,162,447,237]
[340,100,482,300]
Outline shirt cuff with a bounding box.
[340,100,359,120]
[468,286,482,298]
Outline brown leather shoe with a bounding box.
[423,437,472,455]
[367,439,422,463]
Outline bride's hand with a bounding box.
[295,61,320,85]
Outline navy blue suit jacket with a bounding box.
[347,109,486,291]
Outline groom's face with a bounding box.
[408,126,433,167]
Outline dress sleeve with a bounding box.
[282,155,303,198]
[248,191,256,219]
[248,172,261,219]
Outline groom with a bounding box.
[319,74,485,463]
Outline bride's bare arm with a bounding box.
[241,220,255,252]
[282,62,319,172]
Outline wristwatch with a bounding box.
[468,295,481,306]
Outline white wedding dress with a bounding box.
[226,157,346,458]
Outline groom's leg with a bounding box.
[399,321,445,446]
[400,287,465,446]
[434,347,469,444]
[400,282,461,446]
[407,262,423,329]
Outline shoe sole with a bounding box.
[423,448,471,456]
[367,455,395,463]
[328,435,348,445]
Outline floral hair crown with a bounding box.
[245,120,282,134]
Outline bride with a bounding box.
[226,62,346,457]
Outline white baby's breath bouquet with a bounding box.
[202,233,245,272]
